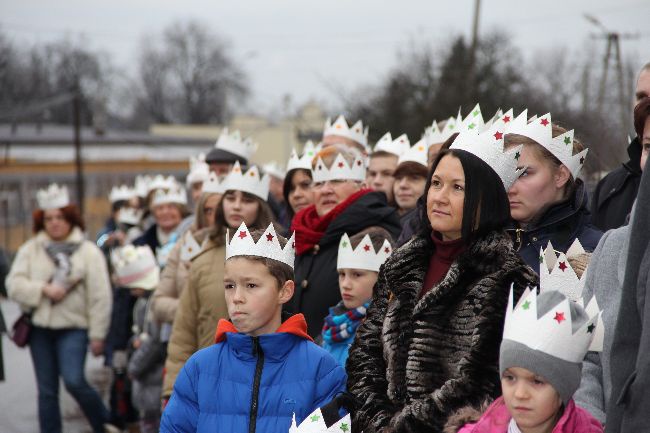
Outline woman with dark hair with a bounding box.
[347,125,538,432]
[290,144,401,337]
[283,141,316,222]
[162,162,276,403]
[6,184,114,433]
[503,109,602,273]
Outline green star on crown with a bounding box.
[468,123,476,130]
[522,300,531,310]
[310,414,320,422]
[340,423,349,432]
[341,241,348,248]
[473,109,480,116]
[564,136,571,145]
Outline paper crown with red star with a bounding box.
[311,152,366,183]
[220,161,270,200]
[397,138,428,168]
[201,171,225,194]
[226,222,295,269]
[288,408,352,433]
[323,115,369,150]
[503,109,588,178]
[539,239,587,302]
[337,232,392,272]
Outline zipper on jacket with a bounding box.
[248,337,265,433]
[514,228,524,251]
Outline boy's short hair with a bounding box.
[237,227,294,288]
[348,227,396,252]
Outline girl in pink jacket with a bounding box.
[449,288,603,433]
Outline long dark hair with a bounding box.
[417,149,511,243]
[211,190,276,245]
[282,168,313,221]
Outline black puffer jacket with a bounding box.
[291,191,401,337]
[347,231,538,433]
[591,138,642,231]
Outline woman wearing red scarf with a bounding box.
[290,144,401,337]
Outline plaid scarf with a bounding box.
[322,301,370,344]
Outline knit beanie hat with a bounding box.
[500,290,597,404]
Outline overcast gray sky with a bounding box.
[1,0,649,115]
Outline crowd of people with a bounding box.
[2,63,650,433]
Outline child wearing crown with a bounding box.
[160,222,347,432]
[319,229,393,367]
[445,288,603,433]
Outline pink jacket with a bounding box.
[458,397,602,433]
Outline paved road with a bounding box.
[0,300,111,433]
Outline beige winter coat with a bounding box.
[6,227,112,340]
[162,240,228,397]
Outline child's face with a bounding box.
[224,258,294,337]
[501,367,563,433]
[338,268,378,309]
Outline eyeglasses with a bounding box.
[312,179,350,189]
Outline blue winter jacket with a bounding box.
[322,336,354,368]
[507,180,603,274]
[160,314,347,433]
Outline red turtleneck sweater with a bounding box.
[420,232,466,298]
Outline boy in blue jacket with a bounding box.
[160,222,347,433]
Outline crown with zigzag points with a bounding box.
[424,113,463,146]
[262,161,286,180]
[323,115,369,149]
[186,153,210,186]
[373,132,411,156]
[201,171,224,194]
[214,128,258,161]
[503,109,588,177]
[397,138,428,168]
[226,222,295,268]
[117,207,143,226]
[134,175,151,198]
[220,161,270,200]
[288,408,352,433]
[151,182,187,206]
[312,152,366,183]
[287,141,316,172]
[337,233,392,272]
[449,116,523,190]
[179,230,209,262]
[37,183,70,210]
[147,175,177,194]
[109,185,136,203]
[539,239,588,302]
[111,245,160,290]
[503,286,603,364]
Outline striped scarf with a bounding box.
[322,301,370,344]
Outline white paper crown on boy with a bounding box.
[201,171,225,194]
[449,117,523,189]
[373,132,411,156]
[397,138,428,168]
[226,222,296,268]
[337,233,392,272]
[288,408,352,433]
[109,185,135,203]
[214,128,258,161]
[220,161,270,200]
[147,175,177,193]
[111,245,160,290]
[151,183,188,206]
[287,141,317,172]
[503,286,603,364]
[312,153,366,183]
[37,183,70,210]
[117,207,143,226]
[263,161,287,180]
[186,153,210,186]
[503,109,588,178]
[179,230,210,262]
[323,115,369,149]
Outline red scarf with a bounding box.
[290,189,372,256]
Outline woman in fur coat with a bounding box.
[347,145,538,433]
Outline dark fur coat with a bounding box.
[347,230,538,433]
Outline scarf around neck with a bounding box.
[322,300,370,344]
[290,188,371,256]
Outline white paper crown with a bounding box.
[323,115,369,149]
[288,408,352,433]
[214,128,257,161]
[312,153,366,183]
[151,183,188,206]
[504,110,588,178]
[201,171,225,194]
[109,185,136,203]
[458,103,485,133]
[449,117,523,189]
[397,138,428,168]
[539,239,588,302]
[373,132,411,156]
[263,161,287,180]
[220,161,270,200]
[147,175,177,193]
[134,175,152,198]
[337,233,392,272]
[186,153,210,186]
[179,230,209,262]
[226,222,295,269]
[37,183,70,210]
[287,141,316,172]
[117,207,143,226]
[503,287,602,364]
[111,245,160,290]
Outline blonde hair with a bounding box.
[193,191,221,230]
[312,143,362,169]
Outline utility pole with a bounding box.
[466,0,481,104]
[72,83,85,216]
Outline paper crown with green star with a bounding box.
[288,408,352,433]
[502,109,588,178]
[226,222,295,269]
[449,115,524,190]
[287,141,317,172]
[337,232,392,272]
[503,286,603,364]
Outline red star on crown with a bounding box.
[540,118,550,126]
[554,312,565,323]
[337,162,344,168]
[238,231,247,239]
[384,247,390,253]
[494,131,503,140]
[266,233,274,241]
[363,245,371,252]
[503,115,511,123]
[356,160,362,166]
[558,261,567,271]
